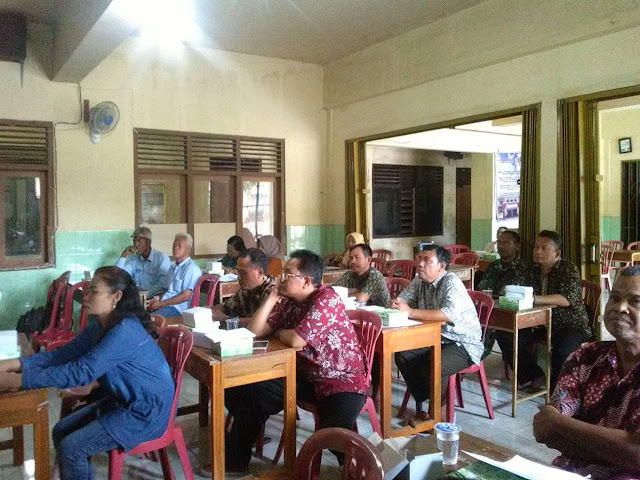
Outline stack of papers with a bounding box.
[0,330,20,360]
[464,452,588,479]
[499,285,534,311]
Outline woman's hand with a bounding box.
[0,359,22,373]
[0,372,22,392]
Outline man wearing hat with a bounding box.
[116,227,171,297]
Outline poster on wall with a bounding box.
[495,152,521,221]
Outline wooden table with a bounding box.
[377,321,443,438]
[449,264,476,289]
[612,250,640,265]
[177,337,297,480]
[0,333,50,480]
[488,306,553,417]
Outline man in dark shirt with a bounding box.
[333,243,391,307]
[211,248,274,327]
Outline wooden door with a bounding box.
[456,168,472,247]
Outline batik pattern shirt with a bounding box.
[267,284,368,399]
[550,341,640,479]
[398,272,484,365]
[222,277,275,318]
[333,267,391,307]
[477,257,529,296]
[526,259,590,336]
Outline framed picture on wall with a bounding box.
[619,137,632,154]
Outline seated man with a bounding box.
[116,227,170,297]
[333,243,391,307]
[211,248,274,327]
[146,233,201,318]
[533,267,640,479]
[391,244,483,423]
[503,230,590,389]
[224,250,368,475]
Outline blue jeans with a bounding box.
[52,400,120,480]
[153,305,182,318]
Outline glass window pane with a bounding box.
[193,177,235,224]
[242,181,274,236]
[4,176,42,257]
[141,177,182,224]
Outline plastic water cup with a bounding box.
[355,300,368,308]
[435,422,460,466]
[226,317,239,330]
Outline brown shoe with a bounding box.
[408,411,431,428]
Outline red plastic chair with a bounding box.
[384,277,410,300]
[628,241,640,251]
[108,326,195,480]
[444,244,471,255]
[31,271,71,352]
[582,280,601,335]
[370,257,387,274]
[295,428,384,480]
[371,249,392,262]
[398,290,495,422]
[273,311,383,465]
[601,245,617,291]
[602,240,624,250]
[452,252,479,266]
[190,274,220,308]
[385,260,418,280]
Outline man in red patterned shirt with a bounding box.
[224,249,368,476]
[533,266,640,479]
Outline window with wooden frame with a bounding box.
[0,120,54,270]
[372,164,443,238]
[134,129,285,256]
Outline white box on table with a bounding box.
[367,433,444,480]
[182,307,214,330]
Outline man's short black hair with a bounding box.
[538,230,562,251]
[500,230,521,244]
[420,244,451,269]
[350,243,372,258]
[619,266,640,278]
[289,249,324,286]
[238,248,268,273]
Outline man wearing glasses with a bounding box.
[116,227,170,297]
[224,249,368,477]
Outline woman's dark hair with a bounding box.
[227,236,247,255]
[93,266,157,338]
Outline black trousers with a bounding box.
[495,325,589,390]
[395,343,473,405]
[225,378,365,469]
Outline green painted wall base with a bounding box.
[471,219,493,251]
[601,216,621,242]
[0,225,346,329]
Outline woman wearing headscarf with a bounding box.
[241,228,257,249]
[330,232,365,268]
[257,235,285,260]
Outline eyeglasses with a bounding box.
[132,236,148,242]
[280,271,305,282]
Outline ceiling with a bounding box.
[1,0,488,66]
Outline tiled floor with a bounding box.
[0,348,561,479]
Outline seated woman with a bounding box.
[330,232,364,268]
[0,266,175,480]
[257,235,285,260]
[221,235,247,272]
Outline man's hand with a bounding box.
[0,372,22,392]
[390,298,411,313]
[0,359,22,373]
[121,245,137,257]
[533,404,561,445]
[146,296,163,312]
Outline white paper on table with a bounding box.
[463,452,591,479]
[219,273,238,282]
[382,318,421,329]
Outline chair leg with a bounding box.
[455,375,464,408]
[477,365,495,420]
[364,398,382,436]
[272,408,301,465]
[447,375,456,423]
[255,422,265,458]
[108,450,125,480]
[397,389,411,418]
[158,448,176,480]
[173,427,195,480]
[503,360,510,380]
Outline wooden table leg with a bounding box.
[545,313,552,402]
[199,383,209,427]
[12,426,24,466]
[512,327,519,417]
[429,342,441,423]
[33,401,49,480]
[379,341,392,438]
[210,365,225,480]
[283,351,297,477]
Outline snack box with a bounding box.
[498,296,533,311]
[356,306,409,326]
[481,252,500,261]
[182,307,214,330]
[504,285,534,301]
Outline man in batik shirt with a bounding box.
[224,250,368,476]
[534,266,640,479]
[333,243,391,307]
[211,248,274,327]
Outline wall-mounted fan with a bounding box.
[88,101,119,144]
